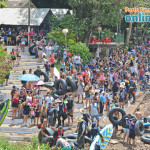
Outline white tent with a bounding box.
[0,8,50,26]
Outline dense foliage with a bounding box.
[47,28,76,47]
[0,43,12,84]
[69,42,89,64]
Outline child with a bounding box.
[104,78,109,91]
[129,119,136,149]
[30,107,35,125]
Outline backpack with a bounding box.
[67,100,73,110]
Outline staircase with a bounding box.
[0,47,59,140]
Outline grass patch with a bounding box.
[0,136,52,150]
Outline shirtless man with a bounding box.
[135,108,142,120]
[41,119,48,143]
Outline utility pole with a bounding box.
[28,0,31,48]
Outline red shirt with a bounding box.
[13,98,19,103]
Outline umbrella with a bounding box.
[18,74,40,82]
[34,80,45,86]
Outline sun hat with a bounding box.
[55,99,62,103]
[80,108,86,114]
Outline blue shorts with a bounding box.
[23,110,29,115]
[46,51,51,55]
[85,93,90,98]
[139,76,143,80]
[91,115,99,121]
[38,51,43,55]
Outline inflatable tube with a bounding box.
[135,120,144,136]
[109,108,126,125]
[52,94,62,100]
[38,128,54,144]
[0,99,10,126]
[40,71,49,82]
[66,76,76,92]
[34,69,49,82]
[44,82,54,88]
[141,135,150,144]
[54,79,67,95]
[121,115,137,128]
[90,124,113,150]
[63,134,77,139]
[29,45,36,55]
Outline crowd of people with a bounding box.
[1,27,149,149]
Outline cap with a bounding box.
[92,122,96,125]
[58,125,63,129]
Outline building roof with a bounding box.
[0,8,49,26]
[2,1,36,8]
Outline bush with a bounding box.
[69,42,90,64]
[0,44,12,84]
[0,136,52,150]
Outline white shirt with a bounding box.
[90,103,98,116]
[63,51,67,60]
[45,96,54,107]
[74,56,81,64]
[130,66,135,73]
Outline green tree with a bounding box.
[69,42,89,64]
[49,14,88,41]
[0,43,12,84]
[47,28,76,47]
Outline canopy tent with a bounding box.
[0,8,50,26]
[0,8,72,26]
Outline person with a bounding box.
[74,53,81,67]
[52,126,64,146]
[84,82,90,108]
[57,99,67,127]
[50,55,55,78]
[129,119,136,149]
[66,96,74,126]
[41,106,47,124]
[30,106,36,125]
[90,122,104,140]
[135,108,142,120]
[10,49,16,67]
[44,60,50,76]
[89,100,99,126]
[76,118,87,149]
[12,90,19,120]
[112,81,119,98]
[16,48,21,65]
[20,36,26,51]
[54,138,71,150]
[123,114,131,143]
[11,86,16,100]
[22,99,30,126]
[45,92,54,107]
[99,91,105,115]
[80,108,91,126]
[76,79,84,103]
[41,119,49,143]
[45,43,52,60]
[37,43,43,63]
